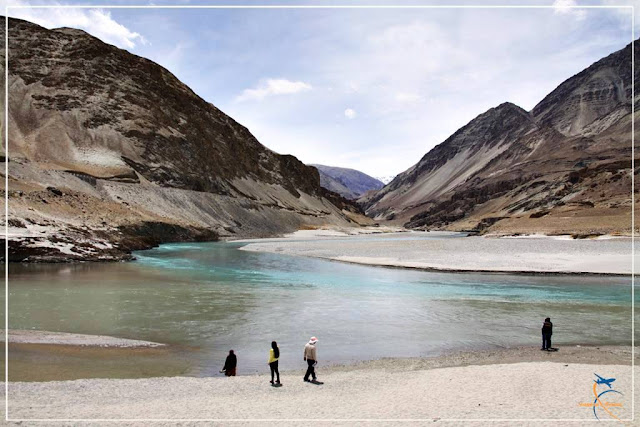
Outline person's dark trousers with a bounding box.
[304,359,316,381]
[542,333,551,349]
[270,361,280,383]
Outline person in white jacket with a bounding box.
[303,336,318,382]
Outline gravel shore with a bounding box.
[4,346,635,424]
[1,330,165,348]
[239,231,633,275]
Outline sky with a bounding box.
[5,0,637,179]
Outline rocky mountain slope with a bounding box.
[2,18,367,262]
[361,40,638,236]
[311,164,384,199]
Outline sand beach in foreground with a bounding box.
[238,230,633,275]
[4,346,636,424]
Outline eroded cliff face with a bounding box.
[2,18,365,262]
[361,40,638,236]
[532,43,634,137]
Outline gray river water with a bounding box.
[7,235,635,379]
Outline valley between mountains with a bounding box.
[2,18,637,263]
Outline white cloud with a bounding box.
[600,0,637,30]
[395,92,424,104]
[224,9,626,176]
[9,2,146,49]
[552,0,587,20]
[344,108,357,119]
[346,82,360,93]
[236,78,312,102]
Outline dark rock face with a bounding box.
[311,164,384,199]
[361,40,638,235]
[6,222,219,263]
[6,19,320,197]
[405,103,535,187]
[319,188,366,217]
[3,18,363,262]
[532,42,637,136]
[404,176,531,229]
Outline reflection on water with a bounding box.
[7,238,635,380]
[7,343,192,381]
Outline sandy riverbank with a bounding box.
[232,225,408,242]
[3,331,185,382]
[4,346,636,424]
[0,330,165,348]
[239,231,633,275]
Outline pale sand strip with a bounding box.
[232,226,409,242]
[0,330,165,348]
[4,346,635,424]
[239,232,633,275]
[5,362,633,423]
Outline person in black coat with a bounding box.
[221,349,237,376]
[541,318,553,350]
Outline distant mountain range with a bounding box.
[361,40,638,236]
[3,18,367,262]
[375,175,397,185]
[311,164,384,199]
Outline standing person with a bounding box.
[268,341,281,385]
[541,317,553,350]
[303,336,318,382]
[220,349,237,376]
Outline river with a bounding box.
[7,234,634,380]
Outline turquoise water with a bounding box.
[8,237,635,377]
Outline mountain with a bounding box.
[3,18,367,262]
[361,40,638,236]
[311,164,384,199]
[375,175,397,185]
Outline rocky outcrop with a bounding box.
[2,18,366,262]
[532,43,634,136]
[361,40,639,235]
[311,164,384,199]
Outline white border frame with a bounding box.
[3,3,635,423]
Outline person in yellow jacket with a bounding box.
[268,341,280,385]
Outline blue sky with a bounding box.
[7,0,636,179]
